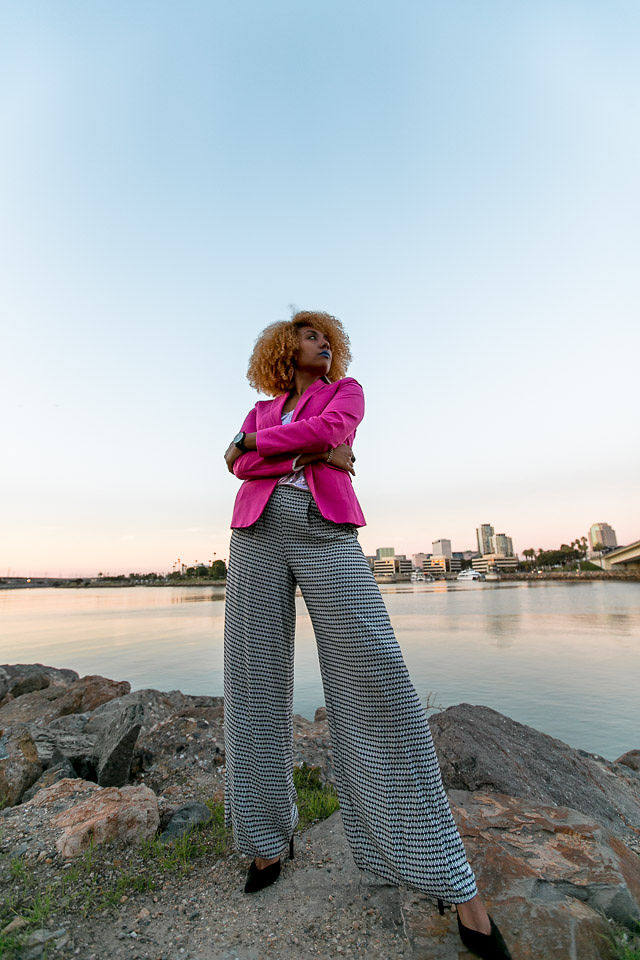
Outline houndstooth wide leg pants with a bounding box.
[223,485,478,901]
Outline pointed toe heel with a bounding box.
[243,857,281,894]
[457,912,513,960]
[243,835,295,894]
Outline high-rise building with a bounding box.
[493,534,514,557]
[476,524,494,556]
[376,547,395,560]
[432,539,452,558]
[589,523,617,550]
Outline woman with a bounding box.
[223,310,512,960]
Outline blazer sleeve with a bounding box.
[255,379,364,457]
[231,403,297,480]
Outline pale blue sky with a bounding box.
[1,1,638,576]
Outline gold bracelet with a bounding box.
[326,448,334,463]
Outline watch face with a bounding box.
[233,432,243,444]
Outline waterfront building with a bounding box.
[472,554,518,573]
[425,555,462,576]
[412,552,431,570]
[432,539,452,559]
[455,551,478,564]
[476,524,494,556]
[376,547,396,559]
[493,533,514,556]
[374,551,412,579]
[589,523,617,550]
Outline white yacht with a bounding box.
[457,569,484,581]
[411,570,434,582]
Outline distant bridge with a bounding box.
[602,540,640,573]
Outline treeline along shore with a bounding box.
[2,569,639,589]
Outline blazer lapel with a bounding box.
[292,377,329,421]
[269,392,288,425]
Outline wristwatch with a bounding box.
[233,431,248,452]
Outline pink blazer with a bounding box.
[230,376,366,529]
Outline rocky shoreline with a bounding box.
[1,662,640,959]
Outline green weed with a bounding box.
[293,763,340,829]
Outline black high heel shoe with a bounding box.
[437,899,512,960]
[243,835,295,894]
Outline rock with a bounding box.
[1,916,28,935]
[0,674,129,726]
[161,801,213,841]
[47,712,91,732]
[22,756,78,802]
[27,776,97,808]
[0,723,42,806]
[96,702,143,787]
[50,781,159,858]
[22,927,69,959]
[429,703,640,842]
[85,689,223,737]
[314,706,327,722]
[0,667,10,700]
[616,749,640,773]
[134,714,225,794]
[0,663,79,689]
[451,790,640,929]
[29,727,98,774]
[10,672,50,698]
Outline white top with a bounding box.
[276,410,310,491]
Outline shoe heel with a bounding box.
[289,835,295,860]
[437,898,446,916]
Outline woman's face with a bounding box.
[294,326,332,375]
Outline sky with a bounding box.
[1,1,639,577]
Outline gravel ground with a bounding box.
[2,812,430,960]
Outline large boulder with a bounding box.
[84,688,223,737]
[0,674,130,726]
[429,703,640,843]
[10,777,160,859]
[0,664,79,692]
[21,753,78,803]
[95,702,143,787]
[28,726,98,773]
[0,724,42,806]
[8,671,51,698]
[49,780,159,858]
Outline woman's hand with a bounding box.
[224,442,242,473]
[326,443,356,475]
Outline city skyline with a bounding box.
[2,2,638,578]
[4,518,627,579]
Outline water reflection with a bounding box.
[1,582,639,759]
[485,614,520,647]
[169,593,224,604]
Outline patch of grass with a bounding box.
[294,763,339,829]
[610,919,640,959]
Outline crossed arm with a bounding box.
[224,381,363,480]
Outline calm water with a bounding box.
[1,581,638,760]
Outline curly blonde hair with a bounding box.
[247,310,352,396]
